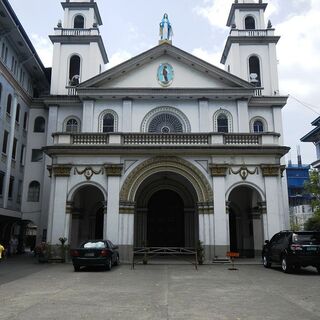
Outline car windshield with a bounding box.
[292,233,320,244]
[82,241,105,248]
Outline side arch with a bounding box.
[67,181,107,202]
[226,181,266,202]
[120,157,213,203]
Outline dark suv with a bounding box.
[262,231,320,273]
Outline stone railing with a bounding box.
[65,86,77,96]
[58,28,99,36]
[72,133,109,145]
[231,29,274,37]
[123,133,210,145]
[52,132,280,147]
[224,134,261,145]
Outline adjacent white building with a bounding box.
[0,0,49,250]
[3,0,290,262]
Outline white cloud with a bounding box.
[194,0,233,29]
[107,50,133,69]
[192,48,223,68]
[30,34,52,67]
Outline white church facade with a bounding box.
[2,0,290,262]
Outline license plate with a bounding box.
[306,247,317,251]
[84,252,94,257]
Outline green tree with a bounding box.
[303,170,320,231]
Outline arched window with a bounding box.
[103,113,115,133]
[6,94,12,115]
[65,118,79,133]
[250,117,267,133]
[74,15,84,28]
[253,120,264,133]
[34,116,45,133]
[213,109,233,133]
[217,114,229,133]
[69,55,81,86]
[245,16,255,30]
[249,56,261,87]
[23,112,28,130]
[148,113,183,133]
[27,181,40,202]
[15,104,20,123]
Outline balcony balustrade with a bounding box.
[52,132,280,147]
[56,28,100,36]
[230,29,274,37]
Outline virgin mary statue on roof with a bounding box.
[159,13,173,42]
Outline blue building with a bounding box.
[286,162,313,229]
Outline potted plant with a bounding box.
[59,237,67,263]
[196,240,205,265]
[34,242,49,263]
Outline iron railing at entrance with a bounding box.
[132,247,198,270]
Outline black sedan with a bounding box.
[70,240,120,272]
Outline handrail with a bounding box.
[132,247,198,269]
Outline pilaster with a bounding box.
[198,98,209,132]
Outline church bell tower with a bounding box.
[221,0,280,96]
[49,0,108,95]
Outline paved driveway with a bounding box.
[0,256,319,320]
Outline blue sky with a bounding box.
[8,0,320,164]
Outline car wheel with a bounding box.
[114,255,120,266]
[262,254,271,268]
[106,258,112,271]
[73,265,80,272]
[281,256,292,273]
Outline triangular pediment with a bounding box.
[79,44,253,91]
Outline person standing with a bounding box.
[0,243,5,261]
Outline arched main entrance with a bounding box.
[134,171,198,248]
[228,185,264,258]
[70,185,105,247]
[147,189,184,247]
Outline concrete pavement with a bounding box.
[0,256,319,320]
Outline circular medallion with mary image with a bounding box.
[157,63,174,87]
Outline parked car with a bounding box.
[262,231,320,273]
[70,240,120,272]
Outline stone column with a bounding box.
[210,164,229,258]
[261,165,282,239]
[104,164,123,243]
[64,201,74,244]
[49,165,72,244]
[197,202,214,260]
